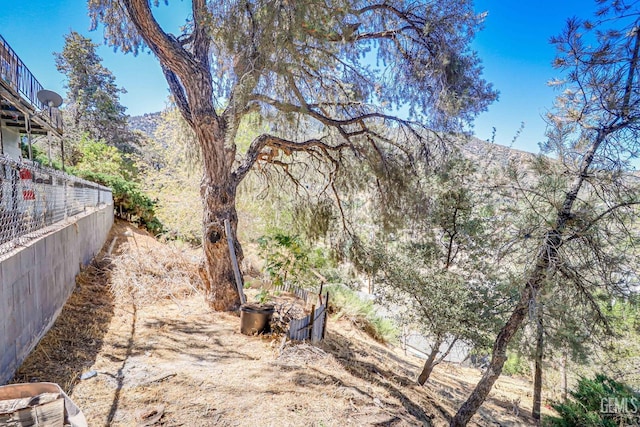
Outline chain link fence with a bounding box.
[0,154,113,256]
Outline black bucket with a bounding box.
[240,304,275,335]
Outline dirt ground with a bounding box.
[12,221,545,426]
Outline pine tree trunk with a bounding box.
[418,336,442,385]
[450,131,605,427]
[450,263,548,427]
[532,304,544,423]
[120,0,244,312]
[560,351,567,401]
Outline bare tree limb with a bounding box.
[232,134,350,183]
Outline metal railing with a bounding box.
[0,154,113,256]
[0,34,63,132]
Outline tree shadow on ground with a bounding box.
[10,227,122,395]
[105,302,135,425]
[134,316,260,362]
[322,330,453,426]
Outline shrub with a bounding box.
[23,138,163,235]
[325,283,398,343]
[77,170,163,235]
[544,374,640,427]
[502,352,530,377]
[257,232,335,289]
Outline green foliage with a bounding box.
[366,316,399,344]
[77,170,163,234]
[325,283,398,344]
[544,374,640,427]
[135,108,202,243]
[255,230,399,342]
[26,138,163,234]
[255,289,272,305]
[69,137,162,234]
[378,247,500,348]
[344,152,507,353]
[291,197,335,242]
[49,31,163,234]
[72,135,134,178]
[88,0,500,318]
[502,352,530,377]
[21,141,63,170]
[91,1,496,129]
[55,31,130,147]
[257,232,332,290]
[595,298,640,388]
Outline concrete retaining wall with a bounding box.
[0,204,113,384]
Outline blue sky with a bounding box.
[471,0,598,153]
[0,1,598,154]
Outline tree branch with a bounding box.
[564,201,640,243]
[251,94,424,140]
[557,264,612,334]
[434,337,458,365]
[161,64,193,127]
[122,0,199,74]
[232,134,350,183]
[191,0,210,61]
[122,0,218,123]
[622,26,640,118]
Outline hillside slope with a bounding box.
[12,221,541,426]
[129,111,539,167]
[129,112,163,137]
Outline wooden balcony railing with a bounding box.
[0,34,63,133]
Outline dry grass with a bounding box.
[12,220,543,426]
[11,236,116,393]
[108,224,202,305]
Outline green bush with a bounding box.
[77,170,163,235]
[502,352,530,377]
[366,316,398,344]
[544,374,640,427]
[325,283,398,343]
[257,233,309,287]
[23,138,163,235]
[257,232,335,290]
[22,141,64,170]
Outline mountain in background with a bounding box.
[128,111,538,167]
[461,136,538,174]
[129,112,163,137]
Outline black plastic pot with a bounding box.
[240,303,275,335]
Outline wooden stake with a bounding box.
[224,219,246,305]
[322,292,329,339]
[309,304,316,341]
